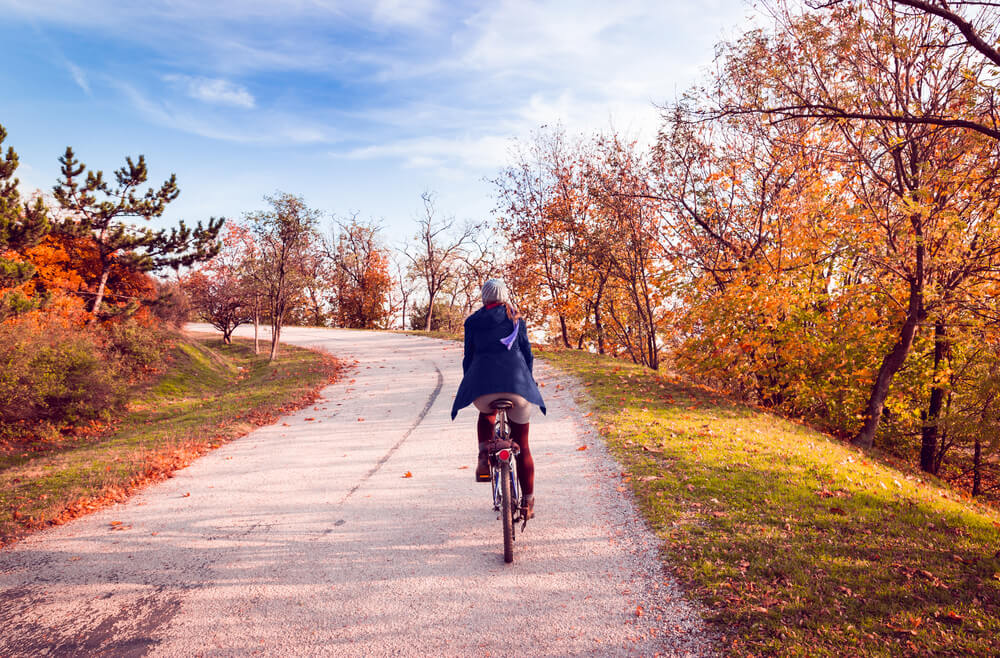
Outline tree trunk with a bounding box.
[559,314,571,349]
[270,321,281,361]
[920,320,947,473]
[972,436,983,497]
[853,282,924,449]
[253,303,259,354]
[424,290,436,331]
[88,267,111,324]
[223,325,233,344]
[593,281,606,354]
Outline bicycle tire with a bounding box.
[500,460,514,563]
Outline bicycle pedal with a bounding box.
[476,473,491,482]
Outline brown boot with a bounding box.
[520,494,534,520]
[476,412,495,482]
[476,444,491,482]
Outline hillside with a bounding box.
[0,333,341,546]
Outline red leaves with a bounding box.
[402,471,413,478]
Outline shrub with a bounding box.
[148,278,191,328]
[103,319,170,380]
[0,314,170,441]
[0,315,122,436]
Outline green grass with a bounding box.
[538,348,1000,657]
[0,333,342,545]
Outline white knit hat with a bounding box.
[481,278,509,305]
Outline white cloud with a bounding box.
[116,81,334,144]
[372,0,438,29]
[164,75,255,108]
[340,134,512,170]
[65,61,91,95]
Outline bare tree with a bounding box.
[403,192,476,331]
[390,254,417,330]
[245,192,320,361]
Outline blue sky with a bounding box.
[0,0,752,239]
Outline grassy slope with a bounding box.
[538,348,1000,657]
[0,334,341,546]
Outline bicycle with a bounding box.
[485,398,527,563]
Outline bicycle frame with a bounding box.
[489,408,524,527]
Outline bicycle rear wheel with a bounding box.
[500,460,514,563]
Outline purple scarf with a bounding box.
[500,320,520,350]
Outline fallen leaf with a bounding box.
[357,417,365,422]
[402,471,413,478]
[181,492,191,498]
[305,417,316,421]
[577,445,588,451]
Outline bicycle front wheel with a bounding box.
[500,460,514,563]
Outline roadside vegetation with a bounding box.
[0,333,341,546]
[541,348,1000,656]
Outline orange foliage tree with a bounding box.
[324,216,392,329]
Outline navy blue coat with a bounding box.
[450,305,546,419]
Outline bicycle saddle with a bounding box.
[490,399,514,410]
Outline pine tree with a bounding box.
[0,123,50,318]
[53,147,223,321]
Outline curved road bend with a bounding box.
[0,325,711,657]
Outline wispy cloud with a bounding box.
[371,0,439,29]
[1,0,754,224]
[340,134,512,170]
[164,74,255,108]
[114,80,334,145]
[65,60,91,95]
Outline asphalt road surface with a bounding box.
[1,326,712,656]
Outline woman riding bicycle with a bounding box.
[451,279,546,519]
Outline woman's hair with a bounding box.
[481,278,521,323]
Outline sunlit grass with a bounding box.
[539,347,1000,656]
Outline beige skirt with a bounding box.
[473,392,534,424]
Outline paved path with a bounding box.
[1,326,710,656]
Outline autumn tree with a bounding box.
[694,1,1000,142]
[246,192,320,360]
[494,127,590,347]
[184,223,257,343]
[403,192,476,332]
[0,123,49,318]
[53,147,222,322]
[684,0,1000,458]
[323,215,392,329]
[586,133,668,369]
